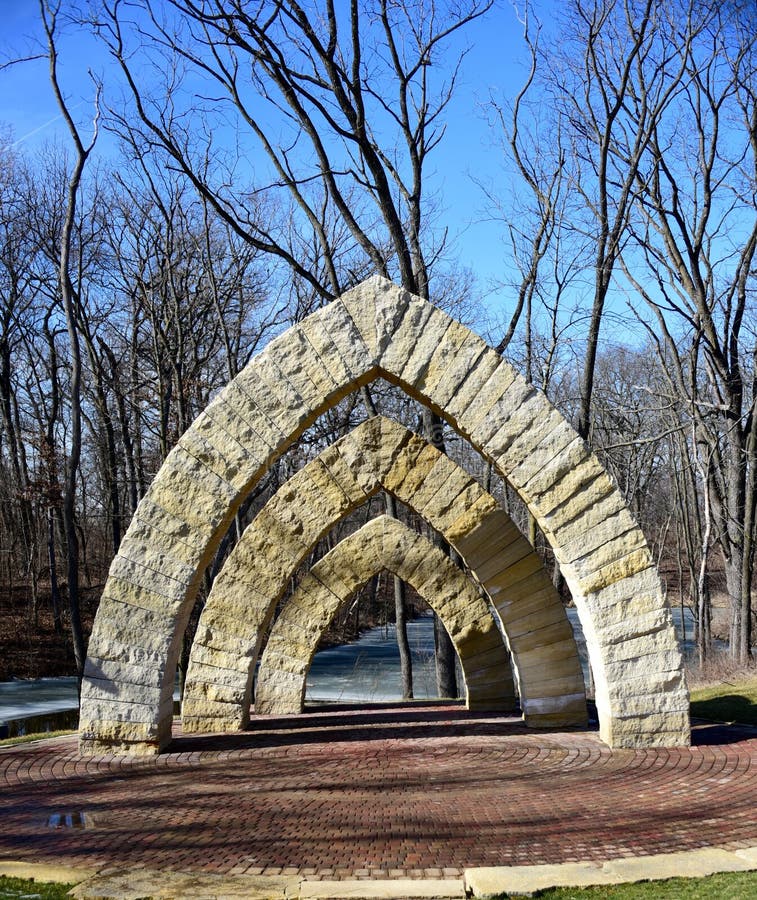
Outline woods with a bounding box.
[0,0,754,684]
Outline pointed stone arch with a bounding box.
[80,276,688,754]
[254,516,515,715]
[181,416,585,734]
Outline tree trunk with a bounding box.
[361,385,413,697]
[422,407,458,699]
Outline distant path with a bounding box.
[1,706,755,879]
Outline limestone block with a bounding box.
[447,355,517,436]
[284,590,340,635]
[507,620,580,654]
[181,714,242,734]
[494,583,570,624]
[339,275,410,362]
[82,656,166,696]
[206,380,282,454]
[80,675,164,711]
[241,504,310,568]
[482,553,544,596]
[515,635,582,666]
[413,317,474,400]
[602,648,686,683]
[503,405,567,475]
[180,695,246,721]
[605,709,690,742]
[520,670,587,700]
[483,391,550,469]
[317,441,372,506]
[472,537,535,583]
[460,644,516,677]
[455,620,507,658]
[232,356,309,438]
[187,640,252,672]
[300,299,370,385]
[97,575,182,621]
[147,445,237,533]
[335,419,385,491]
[382,433,438,497]
[84,689,174,722]
[189,680,248,707]
[530,463,611,535]
[579,567,666,626]
[517,654,585,682]
[83,625,172,670]
[453,511,524,569]
[521,690,587,713]
[501,603,567,640]
[256,670,306,715]
[428,331,493,410]
[78,717,167,755]
[608,666,687,696]
[178,420,262,496]
[467,683,517,706]
[506,415,577,491]
[384,439,441,506]
[309,552,367,602]
[132,496,208,557]
[259,642,311,677]
[423,479,484,535]
[259,324,336,411]
[117,527,201,586]
[594,607,676,648]
[108,554,188,605]
[197,579,270,628]
[444,493,500,546]
[374,420,416,480]
[379,295,437,380]
[449,504,518,554]
[558,507,642,570]
[608,691,689,718]
[410,455,470,518]
[572,528,649,578]
[468,379,536,451]
[575,548,652,596]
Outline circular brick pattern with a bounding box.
[2,708,754,878]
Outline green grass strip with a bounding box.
[0,730,75,749]
[689,677,757,726]
[0,875,76,899]
[523,870,757,898]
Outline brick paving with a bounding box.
[1,705,755,879]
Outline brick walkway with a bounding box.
[2,706,755,880]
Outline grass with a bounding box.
[689,675,757,726]
[0,875,75,899]
[519,871,757,898]
[0,730,75,749]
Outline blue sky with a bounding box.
[0,1,533,308]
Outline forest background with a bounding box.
[0,0,754,694]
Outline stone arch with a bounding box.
[80,276,688,754]
[181,415,585,734]
[254,516,515,715]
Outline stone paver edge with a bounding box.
[3,847,756,899]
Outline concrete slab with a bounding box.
[735,847,757,866]
[70,868,297,899]
[0,859,97,884]
[299,879,464,899]
[465,862,621,898]
[604,848,755,880]
[465,847,757,898]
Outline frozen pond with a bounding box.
[0,605,699,734]
[305,612,441,703]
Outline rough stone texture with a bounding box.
[254,516,516,715]
[80,276,687,755]
[182,417,586,735]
